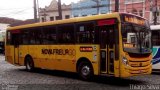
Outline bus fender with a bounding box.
[76,57,94,73]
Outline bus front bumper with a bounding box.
[120,64,152,77]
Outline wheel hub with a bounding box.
[27,62,31,70]
[81,66,90,76]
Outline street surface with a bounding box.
[0,55,160,90]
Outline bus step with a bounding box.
[100,71,107,74]
[100,73,114,77]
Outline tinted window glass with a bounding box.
[152,30,160,46]
[6,31,11,45]
[58,24,75,44]
[42,26,57,44]
[76,22,95,44]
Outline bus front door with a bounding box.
[97,26,117,75]
[12,33,20,64]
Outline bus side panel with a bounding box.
[25,45,77,72]
[152,46,160,69]
[28,45,46,69]
[40,45,56,70]
[76,45,99,75]
[5,45,15,64]
[53,45,76,72]
[18,45,29,66]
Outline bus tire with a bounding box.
[25,56,34,72]
[78,61,93,80]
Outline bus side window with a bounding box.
[22,30,29,45]
[30,30,36,44]
[152,30,160,46]
[6,31,11,45]
[58,24,75,44]
[76,22,95,44]
[41,26,57,44]
[35,29,43,44]
[21,28,42,45]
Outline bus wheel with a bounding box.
[25,57,34,71]
[78,62,93,80]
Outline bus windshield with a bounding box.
[122,23,152,54]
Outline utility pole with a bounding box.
[153,0,158,25]
[37,0,40,21]
[58,0,62,20]
[92,0,100,14]
[115,0,119,12]
[42,9,47,22]
[34,0,38,22]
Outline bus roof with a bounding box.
[150,25,160,30]
[7,12,144,30]
[7,12,121,30]
[120,12,147,20]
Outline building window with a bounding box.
[125,0,144,4]
[92,14,97,15]
[65,15,70,19]
[74,15,78,17]
[101,10,106,14]
[41,17,45,22]
[82,15,87,17]
[50,17,54,21]
[139,10,143,17]
[56,16,61,20]
[132,9,137,15]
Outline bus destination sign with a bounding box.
[123,14,145,25]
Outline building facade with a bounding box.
[38,0,160,24]
[111,0,160,24]
[0,23,9,41]
[39,0,71,22]
[0,23,9,53]
[71,0,111,17]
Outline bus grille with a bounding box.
[129,60,150,67]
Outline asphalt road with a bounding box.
[0,55,160,90]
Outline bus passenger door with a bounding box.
[12,33,20,64]
[96,25,119,75]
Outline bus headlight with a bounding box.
[122,57,128,66]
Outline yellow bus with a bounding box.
[5,12,152,80]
